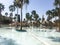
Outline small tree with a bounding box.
[5,12,8,17]
[0,3,4,15]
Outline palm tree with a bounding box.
[26,13,33,26]
[15,14,18,22]
[9,5,15,22]
[14,0,19,14]
[39,18,41,21]
[46,10,52,16]
[42,15,45,22]
[0,3,4,23]
[9,5,15,16]
[23,18,26,22]
[46,10,53,21]
[31,10,40,26]
[31,10,38,21]
[31,10,39,21]
[54,0,60,7]
[29,15,32,23]
[0,3,4,15]
[9,13,13,22]
[37,18,41,26]
[14,0,29,30]
[34,14,39,27]
[46,8,59,20]
[46,10,53,28]
[31,10,36,16]
[54,0,60,31]
[52,9,57,17]
[26,13,30,22]
[52,9,57,30]
[5,12,8,17]
[14,1,19,22]
[34,14,39,21]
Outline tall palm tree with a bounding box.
[9,13,13,22]
[54,0,60,31]
[15,14,18,22]
[0,3,4,15]
[9,5,15,16]
[31,10,40,26]
[54,0,60,7]
[14,0,19,14]
[9,5,15,22]
[0,3,4,23]
[46,10,53,28]
[52,9,58,30]
[25,0,29,12]
[33,14,39,27]
[14,0,19,22]
[14,0,29,30]
[10,13,13,17]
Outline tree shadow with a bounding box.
[0,36,19,45]
[52,37,60,42]
[47,36,60,42]
[16,29,27,32]
[47,36,55,39]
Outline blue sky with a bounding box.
[0,0,54,20]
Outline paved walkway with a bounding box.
[0,27,44,45]
[29,29,60,45]
[0,27,60,45]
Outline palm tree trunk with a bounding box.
[16,7,18,27]
[55,17,57,30]
[26,4,27,13]
[0,9,1,15]
[58,11,60,31]
[58,5,60,32]
[59,16,60,31]
[20,7,22,30]
[17,7,18,22]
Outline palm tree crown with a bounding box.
[54,0,60,7]
[0,3,4,15]
[9,5,15,12]
[26,13,30,20]
[14,0,29,8]
[5,12,8,17]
